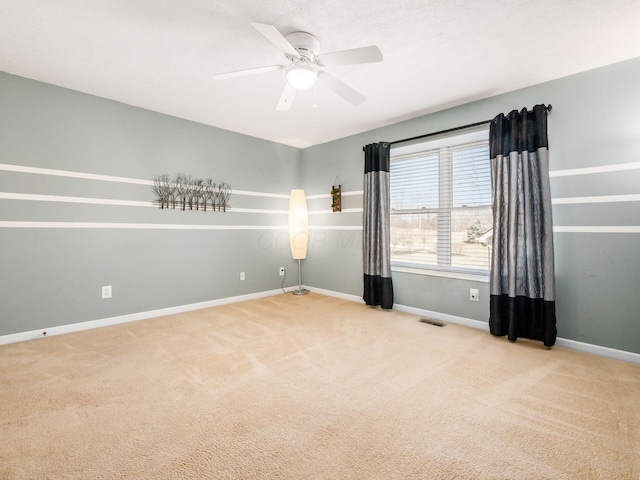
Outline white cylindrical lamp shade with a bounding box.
[288,189,308,260]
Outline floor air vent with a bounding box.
[420,318,445,327]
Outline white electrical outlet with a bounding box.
[279,267,285,276]
[470,288,479,302]
[102,285,112,299]
[240,272,245,281]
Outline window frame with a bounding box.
[389,127,492,280]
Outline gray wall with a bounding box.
[0,72,301,335]
[2,56,640,355]
[301,57,640,354]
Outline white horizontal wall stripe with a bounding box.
[14,192,635,210]
[552,194,640,205]
[553,226,640,233]
[0,192,289,214]
[550,162,640,177]
[12,159,637,193]
[0,163,288,199]
[2,219,637,234]
[0,192,155,207]
[0,163,153,185]
[315,224,640,233]
[11,190,635,210]
[308,225,363,231]
[307,190,363,200]
[307,193,332,200]
[0,221,362,231]
[0,221,287,230]
[228,207,287,214]
[308,208,363,215]
[233,190,289,199]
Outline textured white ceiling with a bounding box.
[2,0,640,148]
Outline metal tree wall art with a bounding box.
[202,179,215,211]
[153,174,232,212]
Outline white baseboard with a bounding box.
[3,286,639,365]
[554,337,640,365]
[0,289,284,346]
[304,287,489,331]
[397,305,640,365]
[308,287,640,365]
[305,286,363,303]
[394,302,640,364]
[393,303,491,331]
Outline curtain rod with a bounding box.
[389,104,552,146]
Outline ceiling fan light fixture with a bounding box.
[215,23,383,110]
[286,64,317,90]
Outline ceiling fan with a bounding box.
[215,23,383,111]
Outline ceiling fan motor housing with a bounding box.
[285,31,320,62]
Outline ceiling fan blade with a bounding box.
[276,82,297,111]
[317,72,366,106]
[319,45,383,67]
[251,23,299,57]
[215,64,284,80]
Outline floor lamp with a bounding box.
[288,189,309,296]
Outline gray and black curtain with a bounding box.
[363,142,394,309]
[489,105,557,346]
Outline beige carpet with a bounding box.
[1,293,639,479]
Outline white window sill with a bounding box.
[391,265,490,283]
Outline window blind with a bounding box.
[390,135,492,274]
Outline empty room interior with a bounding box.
[1,1,639,478]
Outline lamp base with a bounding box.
[292,258,309,296]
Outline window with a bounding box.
[390,128,492,277]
